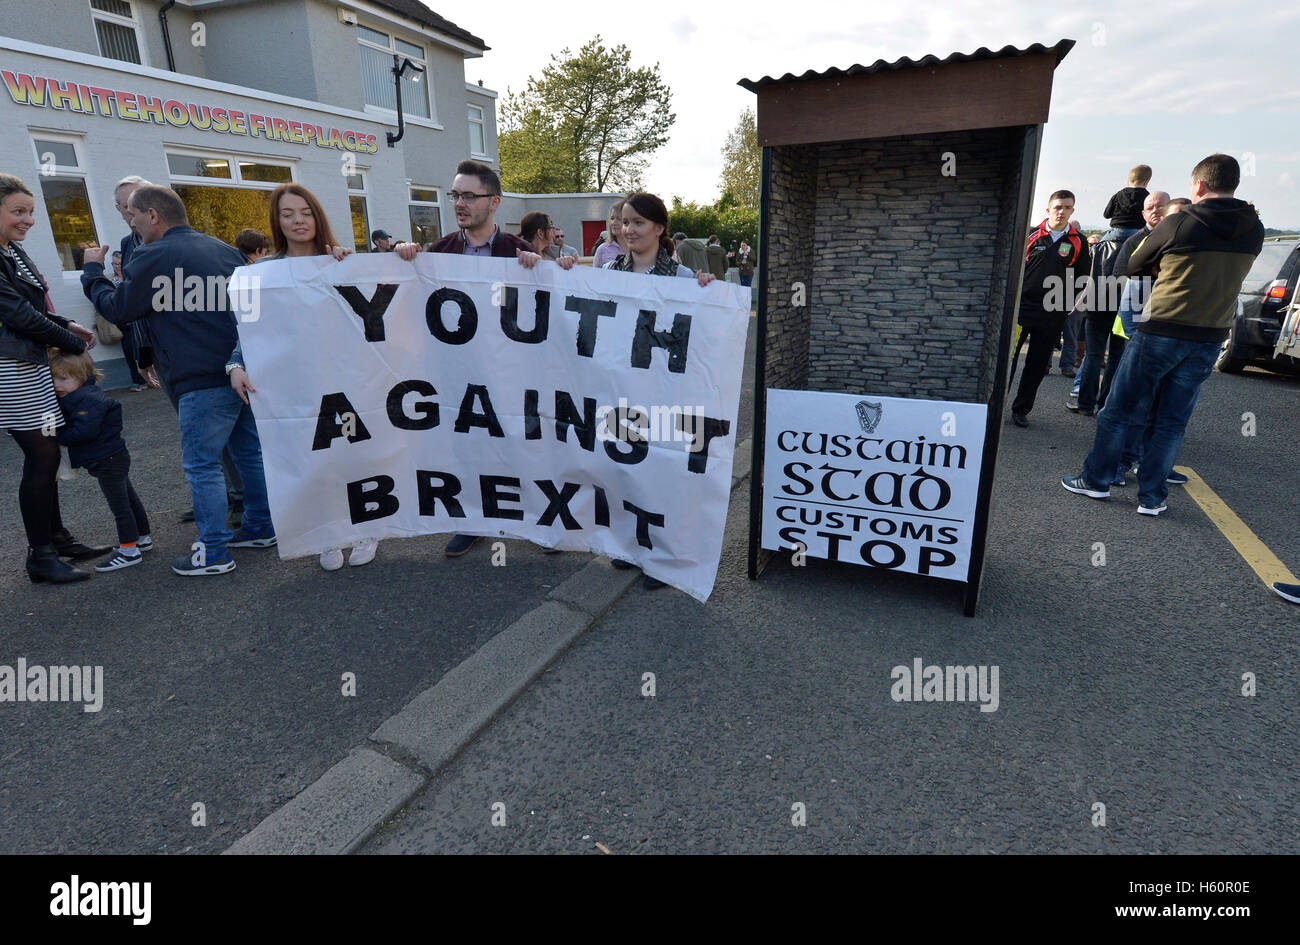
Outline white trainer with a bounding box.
[348,539,379,567]
[319,548,345,571]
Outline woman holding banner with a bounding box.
[603,192,716,589]
[227,183,380,571]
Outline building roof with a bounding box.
[369,1,487,51]
[737,40,1073,91]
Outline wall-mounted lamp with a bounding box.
[386,55,425,147]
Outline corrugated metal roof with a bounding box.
[738,40,1073,91]
[370,1,488,51]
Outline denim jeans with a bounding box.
[1059,309,1084,372]
[1077,316,1113,411]
[158,371,243,503]
[1101,226,1142,245]
[1082,331,1219,506]
[177,385,273,560]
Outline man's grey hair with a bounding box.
[114,175,152,193]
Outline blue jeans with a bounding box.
[177,385,273,559]
[1101,226,1142,245]
[1076,316,1113,411]
[740,274,753,287]
[1059,309,1084,372]
[1082,331,1218,506]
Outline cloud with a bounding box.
[669,17,697,42]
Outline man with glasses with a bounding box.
[396,159,575,558]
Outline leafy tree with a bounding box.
[499,36,674,193]
[719,107,759,211]
[668,196,758,252]
[498,102,572,193]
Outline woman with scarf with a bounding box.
[602,192,716,588]
[0,173,106,583]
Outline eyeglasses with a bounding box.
[449,191,491,204]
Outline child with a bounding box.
[1101,165,1152,243]
[49,350,152,571]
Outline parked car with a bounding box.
[1216,235,1300,374]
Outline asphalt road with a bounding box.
[361,363,1300,854]
[0,315,757,855]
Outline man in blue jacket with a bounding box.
[81,185,275,576]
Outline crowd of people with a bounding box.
[0,158,717,589]
[1009,153,1295,603]
[4,151,1292,604]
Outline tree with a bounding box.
[719,108,759,211]
[498,102,571,194]
[668,196,757,251]
[498,36,674,193]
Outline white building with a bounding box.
[1,0,619,385]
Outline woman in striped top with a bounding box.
[0,173,106,583]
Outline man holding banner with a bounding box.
[397,159,577,558]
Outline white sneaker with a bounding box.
[319,548,345,571]
[137,535,153,552]
[348,539,379,567]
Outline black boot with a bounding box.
[51,528,112,560]
[27,545,91,584]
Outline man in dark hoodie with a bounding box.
[1062,154,1263,515]
[81,185,276,576]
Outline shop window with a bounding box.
[468,105,486,156]
[167,149,292,248]
[30,135,100,271]
[408,186,441,245]
[90,0,145,66]
[348,173,370,253]
[358,25,431,120]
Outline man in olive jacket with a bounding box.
[1063,154,1263,514]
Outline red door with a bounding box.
[581,220,606,257]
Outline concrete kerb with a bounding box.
[223,436,753,854]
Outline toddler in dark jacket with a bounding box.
[1102,164,1152,234]
[50,349,151,572]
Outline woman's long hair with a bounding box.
[268,183,340,257]
[622,192,674,256]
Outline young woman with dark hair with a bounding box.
[604,192,716,288]
[0,173,106,583]
[519,210,555,257]
[227,183,379,571]
[602,192,716,588]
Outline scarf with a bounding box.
[611,245,680,277]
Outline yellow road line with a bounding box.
[1179,466,1298,587]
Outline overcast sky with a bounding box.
[458,0,1300,228]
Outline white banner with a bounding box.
[229,253,750,601]
[761,389,987,581]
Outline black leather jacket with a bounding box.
[0,241,85,364]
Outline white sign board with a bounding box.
[230,253,750,601]
[761,388,987,581]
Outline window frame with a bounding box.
[468,104,486,157]
[88,0,150,68]
[357,23,438,126]
[28,131,104,277]
[347,170,372,253]
[165,147,295,190]
[407,184,443,244]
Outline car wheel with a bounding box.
[1216,341,1246,374]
